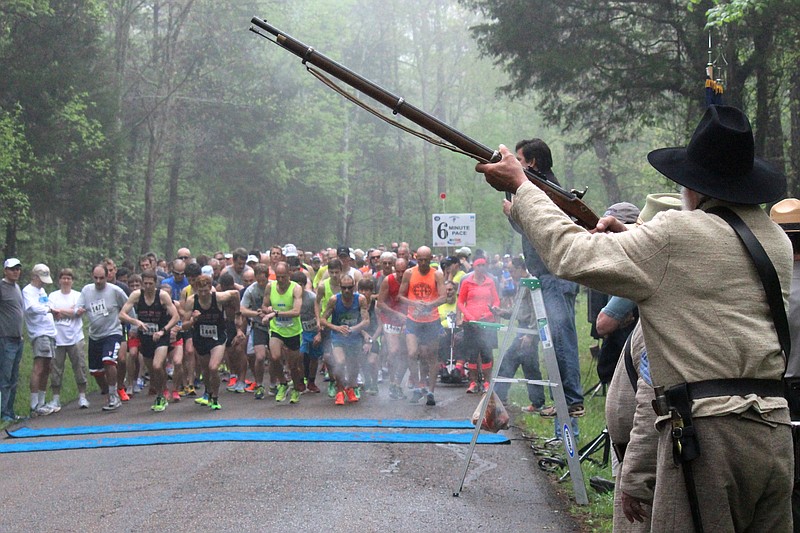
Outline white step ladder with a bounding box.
[453,277,588,505]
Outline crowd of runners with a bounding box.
[2,241,526,420]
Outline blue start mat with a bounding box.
[0,430,509,453]
[6,418,475,439]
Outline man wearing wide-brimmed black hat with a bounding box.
[478,105,793,531]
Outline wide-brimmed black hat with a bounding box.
[647,105,785,204]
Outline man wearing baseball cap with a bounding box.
[22,263,58,416]
[0,258,24,425]
[478,105,792,530]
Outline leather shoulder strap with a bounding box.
[623,331,638,392]
[708,206,790,369]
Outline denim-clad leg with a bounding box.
[494,339,518,403]
[496,331,546,406]
[517,335,545,407]
[0,337,24,420]
[540,275,582,406]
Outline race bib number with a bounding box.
[90,299,109,317]
[199,324,218,340]
[142,322,159,335]
[275,315,292,327]
[56,317,72,326]
[384,324,402,334]
[302,319,318,332]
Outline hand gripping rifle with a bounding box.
[249,17,599,229]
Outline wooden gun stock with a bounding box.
[249,16,599,229]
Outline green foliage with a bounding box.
[0,106,32,229]
[688,0,767,26]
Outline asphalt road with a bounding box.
[0,380,582,532]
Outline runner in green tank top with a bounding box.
[315,259,344,397]
[263,262,305,403]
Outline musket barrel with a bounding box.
[250,16,599,229]
[251,16,495,162]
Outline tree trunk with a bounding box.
[4,220,17,258]
[790,69,800,197]
[141,122,159,254]
[253,198,266,250]
[752,20,774,158]
[593,138,621,204]
[165,142,182,260]
[339,110,352,245]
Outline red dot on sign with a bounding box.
[440,193,446,199]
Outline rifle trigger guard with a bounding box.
[302,46,315,64]
[392,97,405,115]
[570,187,588,199]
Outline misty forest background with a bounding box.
[2,0,799,273]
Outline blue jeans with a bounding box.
[495,333,545,407]
[0,336,24,420]
[540,275,582,406]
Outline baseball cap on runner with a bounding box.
[283,244,299,257]
[4,258,21,269]
[32,263,53,284]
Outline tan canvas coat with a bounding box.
[511,181,792,423]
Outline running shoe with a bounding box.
[426,392,436,406]
[306,382,320,393]
[334,391,345,405]
[118,388,130,402]
[409,388,424,403]
[275,384,288,402]
[79,396,90,409]
[46,400,61,413]
[377,370,383,383]
[228,376,238,388]
[466,381,479,394]
[134,378,145,393]
[34,404,55,416]
[328,381,336,398]
[267,385,278,396]
[289,389,301,404]
[389,384,405,400]
[245,381,257,393]
[345,387,358,403]
[482,381,490,394]
[151,395,168,412]
[209,398,222,410]
[102,395,122,411]
[254,385,265,400]
[354,387,361,400]
[194,393,210,406]
[171,390,181,402]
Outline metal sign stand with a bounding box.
[453,277,588,505]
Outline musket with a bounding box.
[249,17,599,230]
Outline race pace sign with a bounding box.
[432,213,476,247]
